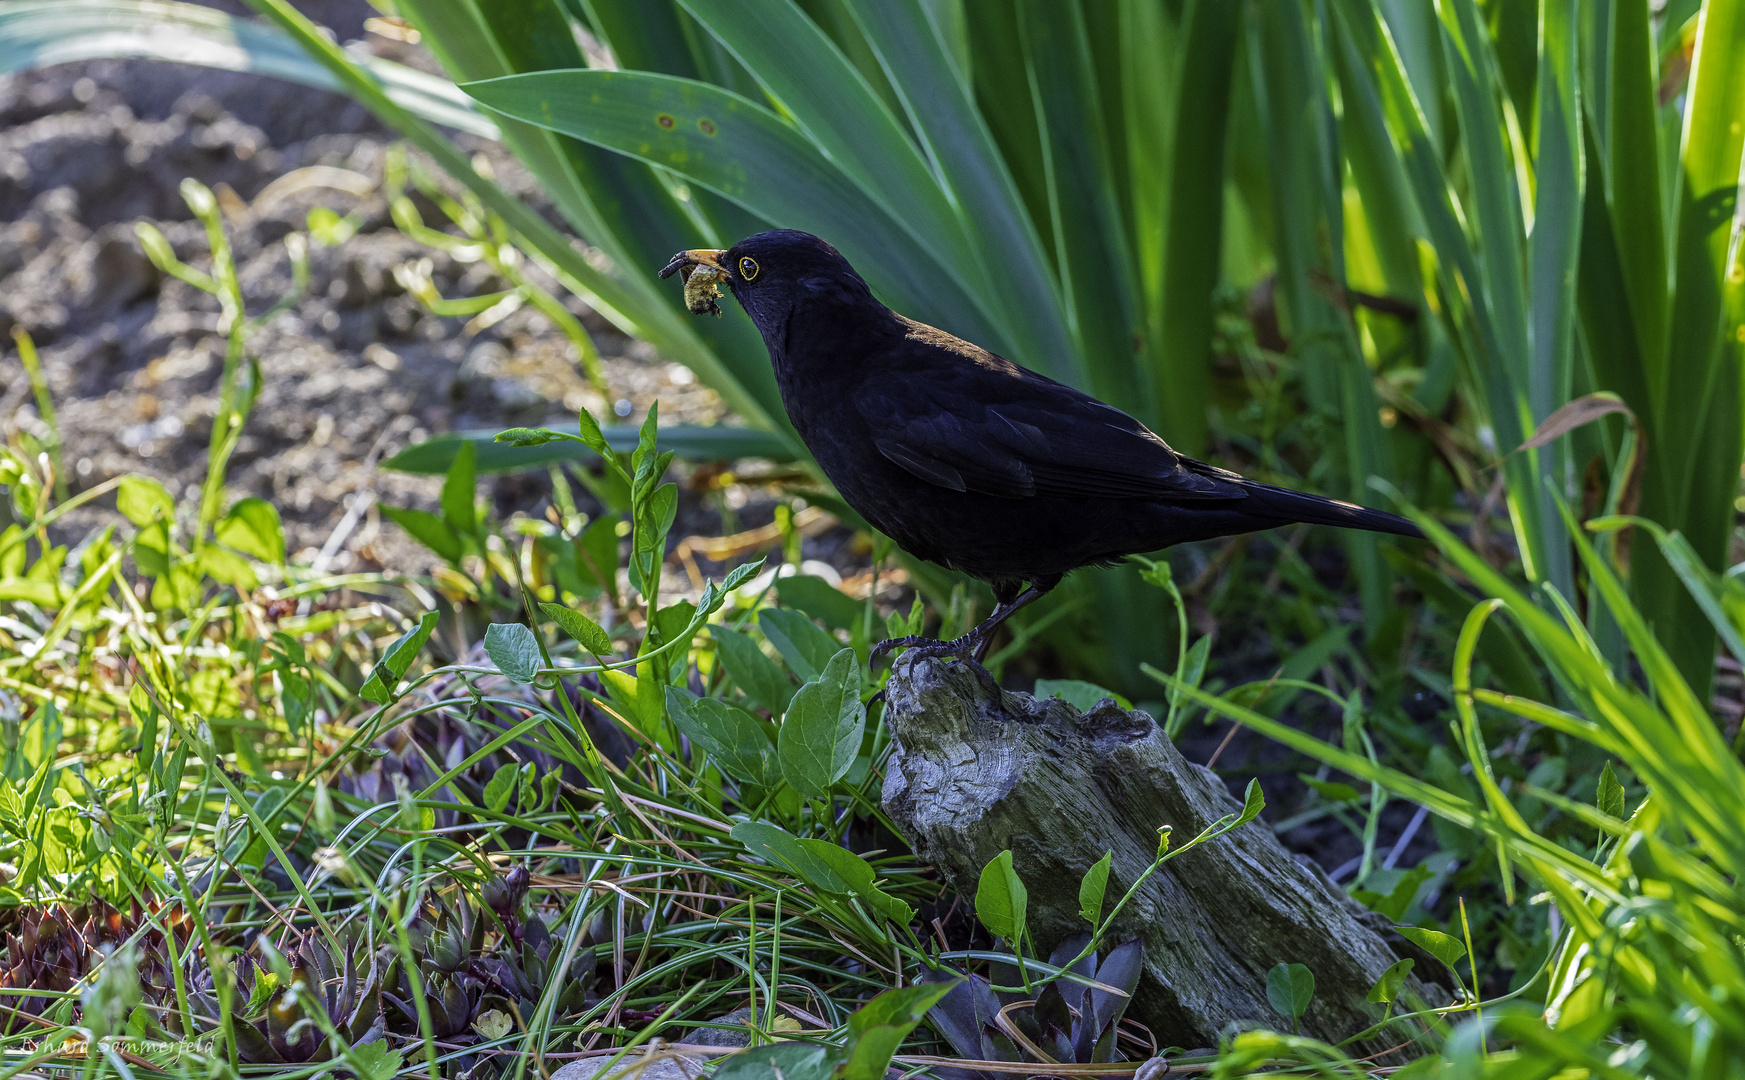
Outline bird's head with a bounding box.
[659,230,876,335]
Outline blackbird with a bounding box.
[661,230,1421,664]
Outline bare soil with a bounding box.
[0,3,785,579]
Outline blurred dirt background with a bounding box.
[0,0,759,578]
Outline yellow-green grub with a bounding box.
[683,264,727,317]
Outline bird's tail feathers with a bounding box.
[1241,481,1424,540]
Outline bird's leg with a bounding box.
[870,576,1060,670]
[968,581,1054,662]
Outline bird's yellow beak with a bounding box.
[658,248,730,280]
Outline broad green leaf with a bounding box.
[1596,762,1626,821]
[1078,850,1112,927]
[1265,962,1315,1020]
[379,506,463,565]
[116,475,174,527]
[759,608,843,682]
[440,439,477,535]
[793,838,915,927]
[710,625,796,714]
[216,497,284,564]
[713,1042,836,1080]
[1353,866,1432,923]
[359,610,440,705]
[196,543,258,591]
[517,761,541,814]
[631,401,661,494]
[777,648,864,800]
[0,579,62,606]
[974,849,1027,944]
[1238,778,1266,825]
[574,405,614,460]
[483,763,517,813]
[774,574,866,632]
[719,557,766,594]
[630,482,679,598]
[492,426,565,447]
[346,1041,404,1080]
[840,981,957,1080]
[483,622,541,684]
[1366,957,1414,1005]
[1394,926,1466,973]
[540,602,613,655]
[643,598,698,683]
[667,687,778,787]
[730,821,848,892]
[600,666,666,735]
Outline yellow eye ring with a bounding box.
[738,256,759,281]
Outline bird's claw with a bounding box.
[870,632,1001,695]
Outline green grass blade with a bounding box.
[577,0,786,252]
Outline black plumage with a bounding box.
[661,230,1421,663]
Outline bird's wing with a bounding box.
[858,369,1247,502]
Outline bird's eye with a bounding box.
[738,257,759,281]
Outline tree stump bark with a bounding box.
[880,656,1450,1054]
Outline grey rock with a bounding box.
[548,1051,708,1080]
[682,1005,754,1048]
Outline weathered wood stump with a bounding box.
[881,656,1450,1054]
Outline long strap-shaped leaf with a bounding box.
[1251,0,1394,634]
[1663,0,1745,573]
[673,0,1013,354]
[1333,0,1560,582]
[1153,0,1242,454]
[461,68,1005,348]
[1434,0,1562,586]
[1015,0,1144,411]
[1526,0,1583,598]
[842,0,1082,385]
[0,0,495,137]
